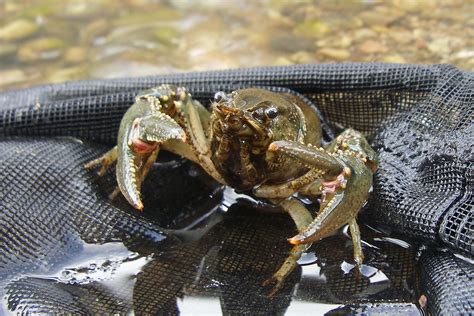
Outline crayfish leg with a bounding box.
[349,219,364,266]
[84,146,118,177]
[262,198,313,297]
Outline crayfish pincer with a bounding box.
[86,84,378,295]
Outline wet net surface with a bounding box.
[0,63,472,315]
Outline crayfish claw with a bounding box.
[113,86,188,211]
[116,147,146,211]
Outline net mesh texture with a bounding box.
[0,63,472,315]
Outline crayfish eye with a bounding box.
[214,91,228,102]
[265,107,279,119]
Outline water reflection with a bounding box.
[4,198,421,314]
[0,146,422,314]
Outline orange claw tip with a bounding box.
[268,143,279,152]
[134,201,144,211]
[287,236,302,245]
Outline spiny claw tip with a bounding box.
[287,236,301,245]
[268,143,279,151]
[134,201,144,211]
[343,166,351,177]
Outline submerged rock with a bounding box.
[48,66,87,83]
[293,21,329,38]
[319,48,350,60]
[17,38,65,62]
[0,44,16,58]
[0,19,39,41]
[0,69,27,87]
[64,46,88,63]
[381,55,407,63]
[358,40,389,54]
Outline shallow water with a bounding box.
[0,0,472,91]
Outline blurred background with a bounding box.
[0,0,472,91]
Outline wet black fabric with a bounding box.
[0,63,472,314]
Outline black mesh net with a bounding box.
[0,63,472,315]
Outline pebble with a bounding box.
[0,44,16,58]
[59,0,115,18]
[114,9,181,27]
[80,19,110,43]
[427,38,452,56]
[293,21,329,38]
[153,26,179,46]
[48,66,86,83]
[337,36,353,48]
[317,36,352,49]
[319,48,350,60]
[269,34,314,53]
[42,19,77,39]
[0,19,38,41]
[189,52,240,71]
[392,0,437,13]
[359,40,389,54]
[274,57,294,66]
[359,7,404,27]
[0,69,26,86]
[64,47,88,63]
[90,60,176,79]
[290,51,315,64]
[381,55,407,63]
[352,29,377,40]
[388,29,413,45]
[454,50,474,59]
[17,38,64,62]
